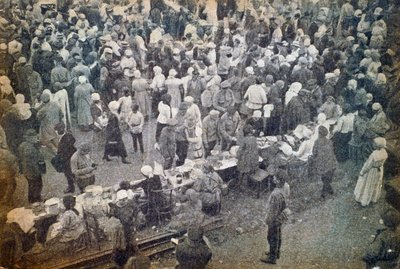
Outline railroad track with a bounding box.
[21,218,224,269]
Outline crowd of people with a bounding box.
[1,0,400,268]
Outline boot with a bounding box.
[122,157,131,164]
[103,155,111,161]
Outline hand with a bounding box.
[154,143,160,150]
[260,131,264,136]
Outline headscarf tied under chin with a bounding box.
[141,165,153,177]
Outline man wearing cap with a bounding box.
[218,106,240,151]
[71,143,97,193]
[37,92,64,153]
[18,129,46,203]
[175,226,212,269]
[15,57,31,102]
[187,69,206,105]
[311,126,337,199]
[322,73,337,100]
[51,56,71,90]
[158,118,177,170]
[212,80,235,113]
[282,15,296,43]
[363,209,400,269]
[290,57,314,85]
[202,110,220,158]
[54,122,77,193]
[318,96,340,120]
[127,104,145,156]
[307,79,323,119]
[260,173,289,265]
[243,79,268,113]
[71,55,91,81]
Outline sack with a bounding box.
[51,155,64,173]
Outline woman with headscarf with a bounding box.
[354,137,388,207]
[331,104,354,162]
[156,94,173,142]
[236,124,259,188]
[53,82,71,130]
[349,110,370,167]
[37,92,63,153]
[284,82,302,106]
[74,76,94,131]
[131,70,150,120]
[175,101,190,166]
[135,165,168,223]
[367,103,390,137]
[103,101,130,164]
[150,66,166,118]
[165,69,184,111]
[185,116,204,160]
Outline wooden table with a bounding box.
[164,170,195,189]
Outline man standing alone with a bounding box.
[55,122,77,193]
[18,129,46,203]
[261,174,289,265]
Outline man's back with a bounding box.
[176,239,212,269]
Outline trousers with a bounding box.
[27,175,43,203]
[176,140,189,167]
[131,132,144,153]
[267,221,282,262]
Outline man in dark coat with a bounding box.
[260,173,288,265]
[0,100,25,155]
[290,57,314,85]
[55,122,77,193]
[18,129,45,203]
[282,90,311,132]
[311,126,337,199]
[187,69,206,104]
[282,16,296,43]
[363,209,400,269]
[158,118,177,170]
[175,226,212,269]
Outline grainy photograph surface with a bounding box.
[0,0,400,268]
